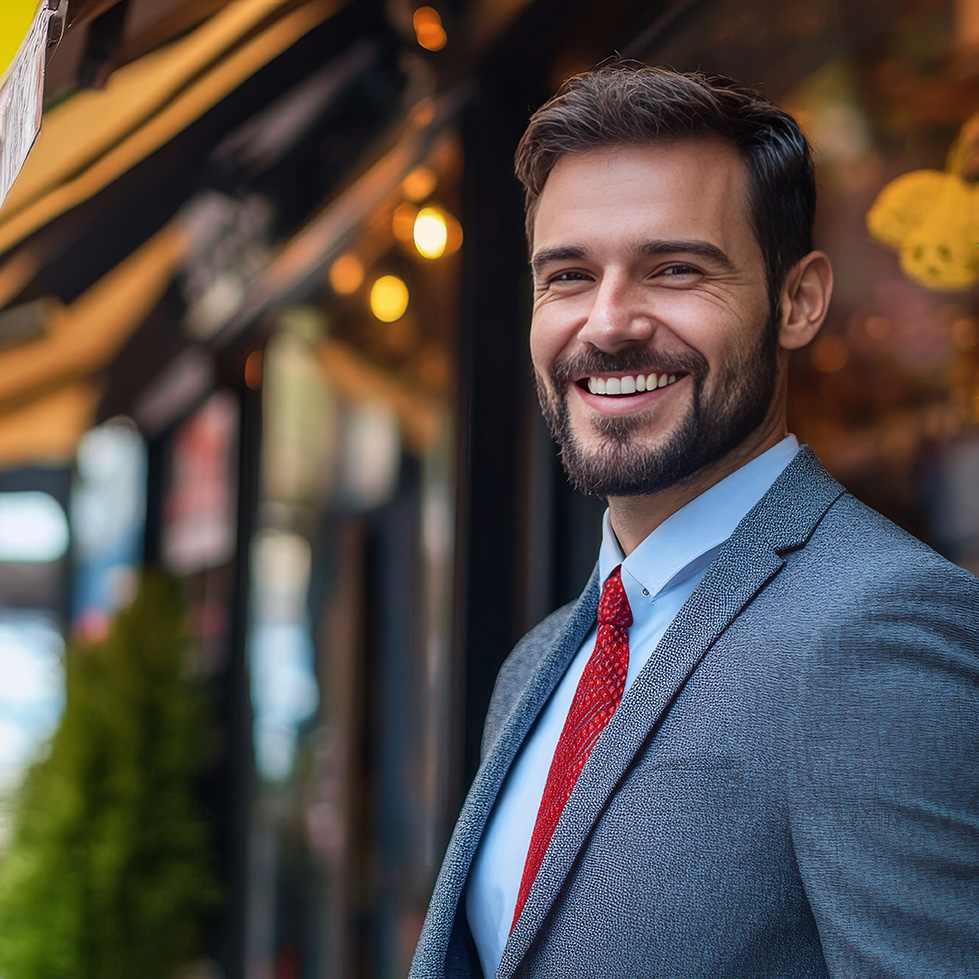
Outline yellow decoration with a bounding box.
[867,117,979,291]
[0,0,42,83]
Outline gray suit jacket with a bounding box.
[410,448,979,978]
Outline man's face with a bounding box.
[529,140,783,498]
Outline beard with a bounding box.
[536,319,779,498]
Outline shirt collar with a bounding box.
[598,435,800,601]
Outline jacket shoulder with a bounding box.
[801,487,979,595]
[480,595,586,761]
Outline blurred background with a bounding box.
[0,0,977,977]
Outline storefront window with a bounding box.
[71,418,146,640]
[243,136,462,979]
[0,483,71,846]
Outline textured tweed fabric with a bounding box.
[410,449,979,979]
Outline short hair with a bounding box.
[514,63,816,312]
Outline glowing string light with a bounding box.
[413,206,449,259]
[370,275,409,322]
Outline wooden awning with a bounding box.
[0,0,338,253]
[0,0,339,466]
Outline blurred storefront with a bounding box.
[0,1,977,978]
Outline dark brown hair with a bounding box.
[515,63,816,313]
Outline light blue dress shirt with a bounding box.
[465,436,801,979]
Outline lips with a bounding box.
[585,373,679,396]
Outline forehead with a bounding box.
[531,140,757,257]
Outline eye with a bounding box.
[659,263,701,277]
[537,268,593,291]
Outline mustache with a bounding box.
[549,348,708,385]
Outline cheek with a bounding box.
[529,317,563,374]
[674,300,768,364]
[530,293,597,369]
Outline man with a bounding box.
[410,64,979,979]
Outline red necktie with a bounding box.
[511,565,632,932]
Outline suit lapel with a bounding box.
[411,567,601,977]
[500,448,845,978]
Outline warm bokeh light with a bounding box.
[413,206,449,259]
[329,253,365,294]
[411,99,436,128]
[951,317,979,350]
[810,335,849,374]
[244,349,263,390]
[864,315,891,340]
[370,275,409,322]
[402,167,438,202]
[413,6,447,51]
[444,211,463,254]
[392,202,418,242]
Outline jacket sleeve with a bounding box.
[787,565,979,978]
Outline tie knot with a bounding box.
[598,565,632,629]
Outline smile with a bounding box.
[584,373,680,396]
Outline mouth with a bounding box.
[578,372,683,396]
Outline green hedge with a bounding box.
[0,572,221,979]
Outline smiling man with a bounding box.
[410,65,979,979]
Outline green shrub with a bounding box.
[0,572,221,979]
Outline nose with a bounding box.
[576,273,657,352]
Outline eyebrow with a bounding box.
[531,245,586,278]
[530,239,735,277]
[638,239,735,270]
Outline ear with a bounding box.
[778,251,833,351]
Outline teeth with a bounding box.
[586,373,680,395]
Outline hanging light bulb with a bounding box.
[328,254,364,294]
[370,275,409,322]
[392,202,418,243]
[413,206,449,259]
[413,6,447,51]
[402,167,438,202]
